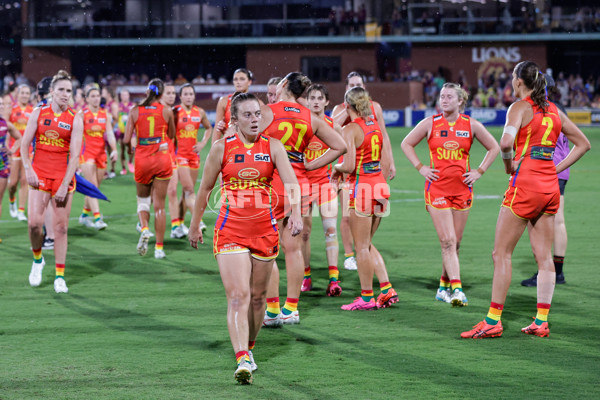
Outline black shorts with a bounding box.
[558,179,568,196]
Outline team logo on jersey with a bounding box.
[307,141,323,151]
[43,119,51,126]
[443,141,459,151]
[441,130,448,137]
[98,118,106,123]
[234,154,245,163]
[182,117,188,122]
[284,106,300,113]
[91,125,102,131]
[456,130,469,138]
[254,153,270,162]
[185,124,195,131]
[44,130,59,140]
[238,167,260,179]
[191,117,201,122]
[58,121,71,130]
[88,118,95,124]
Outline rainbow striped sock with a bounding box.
[328,266,339,282]
[485,302,503,325]
[248,341,255,351]
[266,297,280,317]
[141,226,149,233]
[450,279,463,292]
[380,281,392,294]
[304,266,311,279]
[156,243,164,251]
[18,207,25,213]
[281,298,298,315]
[81,208,91,218]
[344,252,354,259]
[361,289,374,302]
[55,263,65,280]
[171,219,180,230]
[535,303,550,325]
[9,195,15,204]
[93,212,101,222]
[32,248,43,264]
[235,351,250,365]
[439,275,451,291]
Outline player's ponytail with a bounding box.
[283,72,312,99]
[139,78,164,107]
[514,61,549,112]
[345,86,372,119]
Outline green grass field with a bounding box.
[1,127,599,399]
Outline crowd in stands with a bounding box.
[3,68,600,111]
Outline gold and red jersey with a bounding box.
[32,105,76,178]
[134,102,169,158]
[216,133,277,235]
[349,116,384,184]
[304,114,333,182]
[510,97,561,193]
[427,113,474,195]
[81,108,107,157]
[9,104,33,151]
[174,104,202,159]
[265,101,315,171]
[222,93,233,131]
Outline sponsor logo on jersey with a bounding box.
[98,118,106,123]
[238,167,260,179]
[443,141,460,151]
[226,136,236,143]
[284,106,300,113]
[234,154,245,163]
[58,121,71,130]
[191,117,201,122]
[88,118,95,124]
[433,115,443,121]
[365,120,375,126]
[307,141,323,151]
[45,130,59,140]
[254,153,270,162]
[441,130,448,137]
[44,119,51,126]
[456,130,469,138]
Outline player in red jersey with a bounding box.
[173,83,212,237]
[331,72,396,272]
[189,93,302,384]
[461,61,590,339]
[213,69,258,142]
[331,87,396,310]
[102,86,120,177]
[402,82,499,307]
[299,84,344,296]
[77,84,118,230]
[124,79,176,259]
[259,72,346,324]
[7,84,33,221]
[0,96,23,243]
[116,89,136,176]
[159,83,185,240]
[21,70,84,294]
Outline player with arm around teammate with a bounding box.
[188,93,302,384]
[461,61,590,339]
[401,82,499,306]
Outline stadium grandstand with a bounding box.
[1,0,600,125]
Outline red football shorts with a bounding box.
[35,175,76,197]
[308,175,337,207]
[134,152,173,185]
[348,176,390,217]
[80,150,107,170]
[271,171,311,220]
[425,187,473,211]
[177,154,200,170]
[502,186,560,220]
[213,227,279,261]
